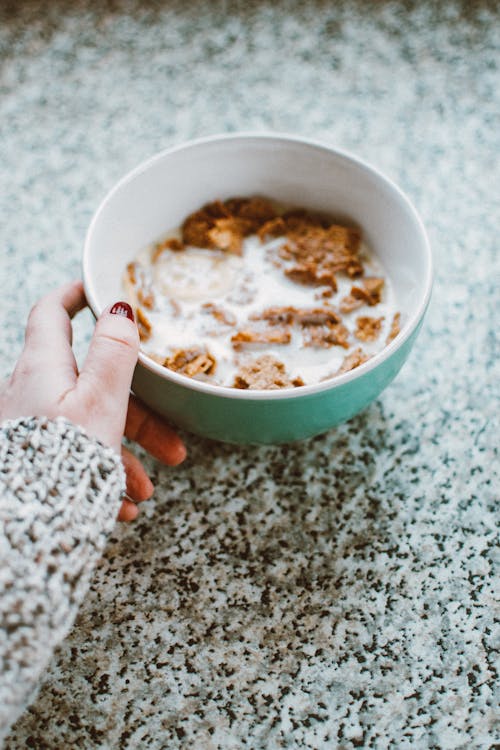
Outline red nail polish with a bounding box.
[110,302,135,321]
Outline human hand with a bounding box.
[0,280,186,521]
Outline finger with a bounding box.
[76,302,139,450]
[24,280,86,350]
[121,446,154,502]
[16,280,87,387]
[118,498,140,522]
[125,394,186,466]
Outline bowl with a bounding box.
[83,133,432,445]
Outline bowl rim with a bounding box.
[83,131,433,401]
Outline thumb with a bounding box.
[77,301,139,449]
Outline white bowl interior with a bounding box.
[84,134,430,345]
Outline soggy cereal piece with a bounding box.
[151,246,163,263]
[303,322,349,349]
[339,292,364,314]
[345,260,364,278]
[278,244,294,260]
[137,288,155,309]
[126,261,138,284]
[258,216,287,242]
[184,353,216,377]
[169,298,181,316]
[316,270,338,288]
[203,200,233,219]
[285,262,337,291]
[225,196,277,224]
[336,347,369,374]
[152,237,185,262]
[202,302,236,326]
[182,210,214,247]
[325,224,361,253]
[318,288,334,299]
[289,222,360,255]
[250,306,297,325]
[251,305,341,328]
[182,198,260,253]
[386,312,401,344]
[233,355,300,390]
[355,316,384,342]
[181,200,237,247]
[207,218,245,255]
[165,348,217,377]
[231,328,292,349]
[294,307,342,326]
[136,307,152,342]
[123,263,140,309]
[166,237,185,251]
[283,221,363,280]
[125,261,155,310]
[362,277,385,301]
[340,277,385,312]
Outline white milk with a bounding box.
[126,233,399,388]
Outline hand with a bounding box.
[0,280,186,521]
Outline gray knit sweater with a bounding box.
[0,416,125,743]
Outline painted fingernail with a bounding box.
[110,302,134,321]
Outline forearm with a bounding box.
[0,417,124,742]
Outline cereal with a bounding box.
[338,294,364,314]
[225,196,276,223]
[294,307,342,327]
[258,217,287,242]
[136,307,152,342]
[137,288,154,309]
[233,355,301,390]
[207,218,245,255]
[126,262,137,284]
[123,196,400,389]
[231,328,292,348]
[362,277,385,301]
[202,303,236,326]
[354,316,384,342]
[203,200,233,219]
[250,306,297,325]
[340,277,385,313]
[250,306,341,327]
[165,348,216,377]
[386,312,401,344]
[303,322,350,349]
[181,210,214,248]
[181,197,277,251]
[336,347,369,374]
[152,237,184,262]
[282,221,363,283]
[285,263,338,290]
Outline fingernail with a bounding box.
[110,302,134,321]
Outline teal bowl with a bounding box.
[83,133,432,444]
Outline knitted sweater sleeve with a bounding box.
[0,416,125,743]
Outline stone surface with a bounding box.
[1,1,498,748]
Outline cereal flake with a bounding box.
[336,348,369,374]
[233,355,302,390]
[355,316,384,342]
[386,312,401,344]
[165,348,217,377]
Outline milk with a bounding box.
[126,233,399,388]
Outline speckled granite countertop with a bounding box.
[1,1,498,748]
